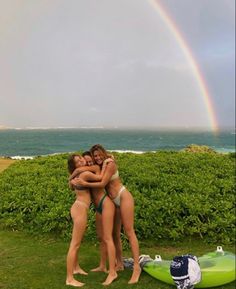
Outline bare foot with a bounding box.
[128,266,141,284]
[102,272,118,286]
[115,264,124,271]
[66,278,85,287]
[73,268,88,275]
[91,266,108,273]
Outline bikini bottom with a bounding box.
[95,193,107,215]
[111,186,126,207]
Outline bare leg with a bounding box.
[113,208,123,271]
[66,202,88,287]
[101,198,117,285]
[90,212,108,273]
[120,191,141,284]
[73,249,88,275]
[73,265,88,275]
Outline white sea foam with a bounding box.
[6,150,151,159]
[10,156,34,160]
[9,152,67,159]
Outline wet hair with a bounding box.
[82,151,92,158]
[67,154,81,174]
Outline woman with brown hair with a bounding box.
[72,144,141,284]
[68,153,117,286]
[66,154,91,287]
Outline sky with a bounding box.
[0,0,235,130]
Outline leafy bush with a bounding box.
[183,144,216,153]
[0,152,235,244]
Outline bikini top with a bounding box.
[110,170,119,181]
[74,184,87,191]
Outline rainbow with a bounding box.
[147,0,219,132]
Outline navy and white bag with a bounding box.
[170,254,201,289]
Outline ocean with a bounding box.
[0,128,235,158]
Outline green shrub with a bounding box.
[0,151,235,244]
[183,144,216,153]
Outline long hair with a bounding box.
[67,154,81,174]
[90,144,111,162]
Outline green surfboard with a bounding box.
[143,247,235,288]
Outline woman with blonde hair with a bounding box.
[73,144,141,284]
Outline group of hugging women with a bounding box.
[66,144,141,287]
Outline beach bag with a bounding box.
[170,254,201,289]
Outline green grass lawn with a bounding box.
[0,230,235,289]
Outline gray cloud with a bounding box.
[0,0,234,129]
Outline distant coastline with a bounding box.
[0,126,235,132]
[0,125,11,130]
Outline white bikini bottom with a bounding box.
[111,186,126,207]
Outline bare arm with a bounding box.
[69,168,82,180]
[69,165,100,180]
[71,162,116,189]
[80,171,102,182]
[100,158,114,177]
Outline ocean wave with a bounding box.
[214,148,235,153]
[10,156,34,160]
[8,152,68,159]
[6,150,150,159]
